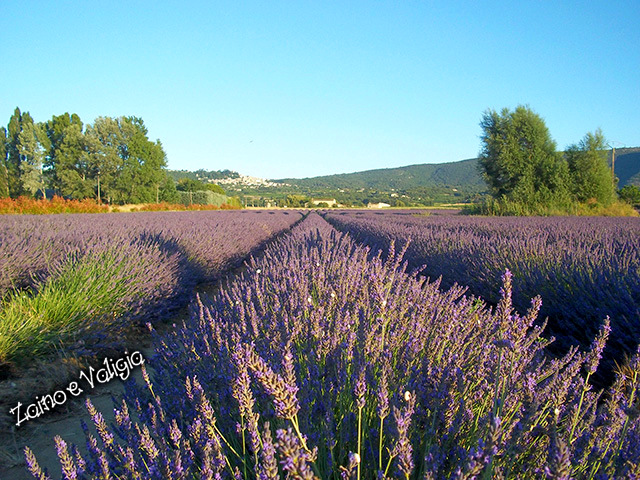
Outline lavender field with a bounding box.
[0,210,302,374]
[325,210,640,380]
[1,212,640,479]
[10,211,638,479]
[0,210,303,297]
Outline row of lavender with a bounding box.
[325,210,640,374]
[0,210,302,367]
[0,210,302,298]
[31,213,640,478]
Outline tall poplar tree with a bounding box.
[6,107,24,197]
[0,127,9,198]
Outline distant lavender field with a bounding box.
[0,210,302,299]
[325,210,640,373]
[0,210,302,370]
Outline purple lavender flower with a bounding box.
[258,422,280,480]
[584,317,611,376]
[275,428,318,480]
[392,391,416,478]
[24,446,51,480]
[54,436,78,480]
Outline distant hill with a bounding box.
[609,147,640,187]
[276,148,640,191]
[275,158,485,190]
[167,148,640,203]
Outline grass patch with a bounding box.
[572,200,640,216]
[0,249,140,371]
[463,197,639,216]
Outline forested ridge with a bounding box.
[277,149,640,191]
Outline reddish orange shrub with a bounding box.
[0,197,242,214]
[0,196,109,215]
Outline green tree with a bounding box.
[159,174,179,203]
[176,178,225,194]
[113,117,167,203]
[204,183,225,195]
[176,178,205,192]
[225,196,242,208]
[284,194,310,207]
[6,107,24,197]
[84,117,125,203]
[619,185,640,206]
[17,114,48,198]
[0,127,9,198]
[84,116,169,204]
[44,113,92,198]
[176,177,226,195]
[59,123,94,199]
[479,105,570,208]
[565,129,615,205]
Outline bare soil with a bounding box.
[0,361,149,479]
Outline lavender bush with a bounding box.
[28,213,640,479]
[325,210,640,377]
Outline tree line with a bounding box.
[477,105,634,214]
[0,108,180,204]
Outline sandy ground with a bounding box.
[1,363,149,479]
[109,204,147,212]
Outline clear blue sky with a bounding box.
[1,1,638,179]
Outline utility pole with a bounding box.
[612,147,616,191]
[97,170,101,204]
[609,141,626,191]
